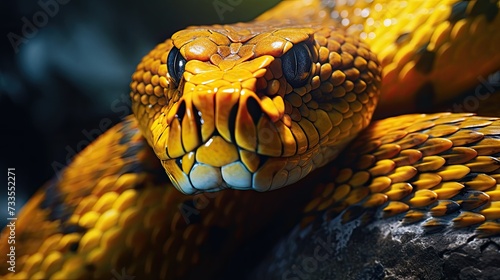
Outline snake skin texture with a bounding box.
[259,0,500,116]
[1,0,500,279]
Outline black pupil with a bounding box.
[167,47,186,84]
[281,43,312,88]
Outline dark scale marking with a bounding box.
[461,172,480,182]
[175,158,183,170]
[40,180,64,210]
[195,108,204,125]
[257,155,269,170]
[39,181,75,228]
[469,0,499,22]
[212,130,221,137]
[414,43,436,74]
[459,190,490,210]
[118,127,134,145]
[227,103,239,142]
[117,119,141,153]
[130,181,147,191]
[120,162,145,174]
[117,117,135,135]
[191,103,204,146]
[39,180,89,236]
[122,142,144,159]
[423,219,448,234]
[449,1,469,23]
[444,201,461,215]
[247,96,263,125]
[48,204,72,225]
[39,118,155,232]
[175,99,187,122]
[310,88,325,102]
[359,208,378,226]
[491,157,500,166]
[449,0,498,23]
[341,205,367,224]
[69,242,79,252]
[192,105,202,126]
[61,224,86,235]
[120,158,170,187]
[395,32,411,45]
[414,82,437,112]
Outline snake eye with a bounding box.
[167,47,186,85]
[281,43,312,88]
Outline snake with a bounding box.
[1,0,500,279]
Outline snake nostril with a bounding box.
[247,97,262,125]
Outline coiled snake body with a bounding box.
[1,0,500,279]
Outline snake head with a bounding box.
[131,20,381,194]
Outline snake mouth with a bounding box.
[161,133,332,195]
[162,135,271,194]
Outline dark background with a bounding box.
[0,0,279,223]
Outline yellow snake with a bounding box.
[1,0,500,279]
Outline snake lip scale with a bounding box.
[1,0,500,279]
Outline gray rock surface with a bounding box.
[252,215,500,280]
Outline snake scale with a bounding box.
[1,0,500,279]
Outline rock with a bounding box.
[251,215,500,280]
